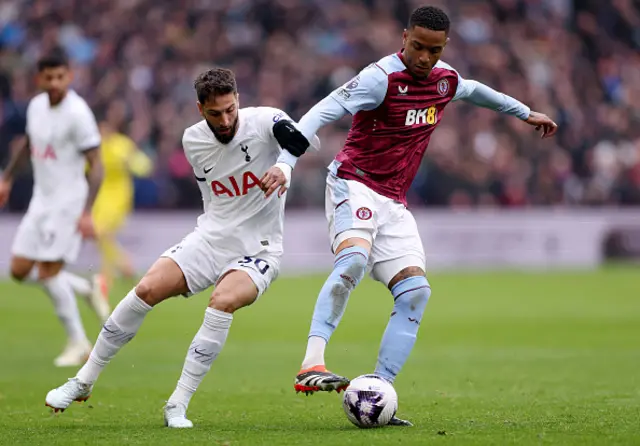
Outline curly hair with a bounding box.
[37,47,69,72]
[408,6,450,33]
[194,68,237,104]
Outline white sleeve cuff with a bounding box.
[276,150,299,169]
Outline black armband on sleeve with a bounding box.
[272,120,309,157]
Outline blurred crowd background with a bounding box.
[1,0,639,211]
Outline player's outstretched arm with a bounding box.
[259,101,352,198]
[455,78,558,138]
[274,97,349,169]
[261,64,388,197]
[0,136,30,208]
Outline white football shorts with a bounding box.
[161,230,280,298]
[11,205,83,264]
[325,172,426,286]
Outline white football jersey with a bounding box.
[26,90,101,211]
[183,106,312,257]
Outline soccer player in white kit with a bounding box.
[44,67,320,428]
[0,48,110,367]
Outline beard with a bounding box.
[207,118,239,144]
[47,89,66,106]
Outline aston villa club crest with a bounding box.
[355,207,372,220]
[437,78,450,96]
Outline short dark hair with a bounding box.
[408,6,450,33]
[194,68,237,104]
[37,47,69,72]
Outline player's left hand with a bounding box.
[260,164,291,198]
[525,111,558,139]
[78,212,96,239]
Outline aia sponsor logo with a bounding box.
[32,144,57,160]
[355,207,372,220]
[211,171,261,197]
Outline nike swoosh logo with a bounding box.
[194,348,212,357]
[204,166,213,174]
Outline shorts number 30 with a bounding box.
[238,256,270,275]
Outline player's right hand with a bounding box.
[77,211,97,239]
[0,178,12,208]
[260,163,292,198]
[525,111,558,139]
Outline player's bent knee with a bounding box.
[134,280,152,302]
[209,293,237,313]
[10,267,29,282]
[134,279,170,307]
[334,232,372,254]
[331,244,369,296]
[394,276,431,319]
[135,257,189,306]
[37,261,65,281]
[135,277,176,307]
[344,250,368,280]
[396,283,430,307]
[208,289,254,313]
[209,270,260,313]
[9,257,35,282]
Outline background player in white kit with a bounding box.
[45,67,319,428]
[0,48,110,367]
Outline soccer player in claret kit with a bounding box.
[261,5,558,426]
[0,48,110,367]
[45,68,319,428]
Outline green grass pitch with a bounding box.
[0,265,639,445]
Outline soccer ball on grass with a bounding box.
[342,374,398,428]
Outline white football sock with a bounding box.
[42,274,88,344]
[61,271,92,296]
[301,335,327,369]
[76,289,151,384]
[168,308,233,408]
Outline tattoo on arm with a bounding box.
[83,147,103,212]
[2,136,30,182]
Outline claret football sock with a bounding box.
[76,289,151,384]
[168,308,233,408]
[374,276,431,382]
[303,246,369,368]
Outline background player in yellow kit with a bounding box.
[91,119,153,294]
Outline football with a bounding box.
[342,374,398,428]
